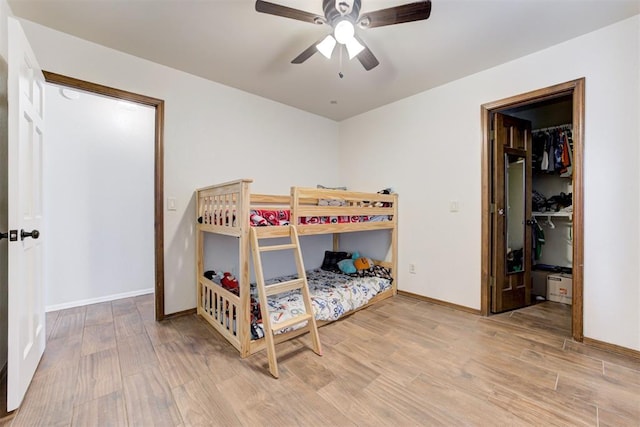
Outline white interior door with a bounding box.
[7,17,45,411]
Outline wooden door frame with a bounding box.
[480,78,585,342]
[42,71,166,321]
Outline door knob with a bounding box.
[20,229,40,240]
[0,232,7,240]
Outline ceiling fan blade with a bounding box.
[291,41,321,64]
[358,1,432,28]
[255,0,324,24]
[354,36,379,71]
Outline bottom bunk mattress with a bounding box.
[250,268,392,339]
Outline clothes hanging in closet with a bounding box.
[531,126,573,176]
[532,219,545,260]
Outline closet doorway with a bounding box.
[42,72,166,321]
[480,78,585,342]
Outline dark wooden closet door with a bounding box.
[492,113,532,313]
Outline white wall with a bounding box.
[339,16,640,351]
[43,84,156,310]
[17,20,340,315]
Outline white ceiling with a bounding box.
[7,0,640,121]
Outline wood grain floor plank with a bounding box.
[314,317,354,346]
[598,406,640,427]
[365,345,433,386]
[81,323,116,356]
[84,301,113,326]
[155,339,209,388]
[480,316,568,348]
[366,373,478,425]
[123,366,183,427]
[144,319,183,347]
[74,347,123,406]
[71,391,127,427]
[214,369,273,416]
[564,340,640,371]
[117,330,159,377]
[56,306,87,317]
[169,315,218,341]
[111,298,137,318]
[172,376,242,426]
[411,358,598,426]
[283,344,334,391]
[136,297,156,322]
[33,335,82,380]
[12,365,78,427]
[556,371,640,421]
[603,361,640,387]
[49,311,86,341]
[482,384,595,426]
[518,347,604,379]
[322,378,418,426]
[46,310,60,341]
[264,375,355,427]
[114,311,144,340]
[463,354,559,394]
[492,309,571,338]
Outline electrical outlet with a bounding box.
[409,263,416,274]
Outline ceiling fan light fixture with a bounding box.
[316,35,337,59]
[345,37,364,59]
[334,19,355,45]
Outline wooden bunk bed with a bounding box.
[195,178,398,358]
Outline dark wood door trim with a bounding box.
[42,71,166,321]
[480,78,585,342]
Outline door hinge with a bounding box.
[490,130,495,140]
[490,203,496,214]
[490,276,495,288]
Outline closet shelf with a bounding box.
[533,211,573,220]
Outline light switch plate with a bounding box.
[167,197,177,211]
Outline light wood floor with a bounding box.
[3,295,640,426]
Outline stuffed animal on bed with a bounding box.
[337,252,374,274]
[220,272,239,293]
[354,256,374,271]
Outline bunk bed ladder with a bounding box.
[250,225,322,378]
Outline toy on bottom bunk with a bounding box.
[220,272,239,293]
[204,270,263,339]
[336,252,374,274]
[322,250,394,282]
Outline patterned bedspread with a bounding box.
[200,209,390,227]
[250,209,390,227]
[251,268,391,338]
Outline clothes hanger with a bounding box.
[546,215,556,229]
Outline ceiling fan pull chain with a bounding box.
[338,46,344,78]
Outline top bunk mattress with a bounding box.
[250,209,391,227]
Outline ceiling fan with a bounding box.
[255,0,432,71]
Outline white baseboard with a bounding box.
[45,288,154,312]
